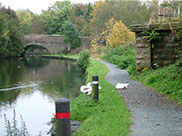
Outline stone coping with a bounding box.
[131,22,181,32]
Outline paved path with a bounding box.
[100,60,182,136]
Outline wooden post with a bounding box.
[55,98,70,136]
[92,75,99,101]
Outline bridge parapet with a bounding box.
[131,23,180,71]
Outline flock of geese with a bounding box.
[80,82,129,95]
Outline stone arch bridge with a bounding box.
[24,34,69,54]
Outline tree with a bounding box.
[69,3,91,36]
[62,21,82,50]
[105,19,135,48]
[16,9,34,34]
[0,10,9,56]
[90,0,152,35]
[75,7,84,16]
[16,10,46,34]
[0,7,24,58]
[90,1,106,34]
[40,0,72,34]
[91,18,135,50]
[32,15,47,34]
[85,3,93,22]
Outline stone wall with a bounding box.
[135,33,151,71]
[153,31,179,66]
[131,22,180,71]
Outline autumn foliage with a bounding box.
[105,18,135,48]
[90,1,106,34]
[91,18,135,52]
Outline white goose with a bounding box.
[115,83,129,90]
[80,82,102,95]
[80,82,92,95]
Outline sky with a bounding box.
[0,0,98,14]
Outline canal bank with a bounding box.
[42,54,79,61]
[70,60,131,136]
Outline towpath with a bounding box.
[100,60,182,136]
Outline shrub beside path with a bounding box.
[100,60,182,136]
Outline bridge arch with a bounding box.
[24,44,50,54]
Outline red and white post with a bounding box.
[55,98,70,136]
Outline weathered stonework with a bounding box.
[24,34,91,54]
[131,22,181,71]
[134,33,151,71]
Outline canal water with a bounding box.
[0,55,85,135]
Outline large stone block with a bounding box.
[136,43,150,48]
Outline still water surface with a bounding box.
[0,56,85,135]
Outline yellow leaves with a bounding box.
[142,67,149,72]
[90,1,105,16]
[4,31,9,36]
[92,44,97,47]
[92,18,135,49]
[91,35,105,55]
[106,19,135,48]
[90,18,135,54]
[91,44,105,55]
[105,18,115,29]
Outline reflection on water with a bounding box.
[0,55,86,135]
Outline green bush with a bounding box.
[127,61,136,75]
[117,57,129,69]
[76,50,90,72]
[0,8,24,58]
[106,55,123,64]
[104,46,136,74]
[63,21,82,50]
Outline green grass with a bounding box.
[42,54,62,57]
[133,60,182,104]
[70,60,131,136]
[42,54,79,60]
[63,54,79,59]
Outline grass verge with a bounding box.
[63,54,79,60]
[42,54,79,60]
[133,60,182,104]
[70,60,131,136]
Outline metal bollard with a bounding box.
[55,98,70,136]
[92,75,99,101]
